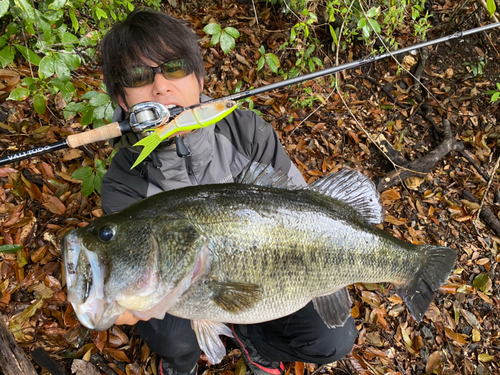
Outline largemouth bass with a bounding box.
[62,162,456,363]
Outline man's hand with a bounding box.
[115,310,143,325]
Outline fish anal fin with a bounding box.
[191,320,233,364]
[396,245,456,322]
[312,287,352,328]
[209,281,262,313]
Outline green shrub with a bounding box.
[0,0,160,126]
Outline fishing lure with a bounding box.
[131,100,237,169]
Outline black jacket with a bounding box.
[101,107,305,214]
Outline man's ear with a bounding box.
[117,94,128,112]
[199,77,204,92]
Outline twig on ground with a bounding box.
[462,189,500,237]
[376,120,464,191]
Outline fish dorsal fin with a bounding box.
[309,169,384,225]
[236,161,297,189]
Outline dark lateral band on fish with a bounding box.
[61,162,456,364]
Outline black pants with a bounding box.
[136,302,358,373]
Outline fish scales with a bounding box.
[62,163,456,365]
[152,184,420,323]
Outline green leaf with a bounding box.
[81,108,94,126]
[89,93,110,107]
[210,33,221,46]
[13,0,35,19]
[63,102,86,119]
[40,9,63,23]
[104,103,114,123]
[224,27,240,39]
[61,32,79,51]
[0,244,23,253]
[92,118,106,127]
[57,53,80,71]
[8,88,30,101]
[220,32,235,54]
[14,44,41,66]
[53,54,71,81]
[203,23,221,35]
[39,55,55,79]
[95,159,107,177]
[259,45,265,54]
[0,45,15,68]
[49,0,66,10]
[265,54,279,73]
[95,7,108,20]
[68,8,79,32]
[366,6,380,18]
[473,273,490,292]
[81,174,95,196]
[362,24,371,38]
[80,91,99,101]
[94,173,103,194]
[312,57,323,68]
[329,25,338,45]
[491,92,500,102]
[33,93,46,115]
[0,0,9,18]
[308,58,315,72]
[257,56,265,71]
[72,166,93,180]
[80,31,99,47]
[51,77,75,94]
[369,19,381,33]
[487,0,497,16]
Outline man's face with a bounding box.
[118,59,203,111]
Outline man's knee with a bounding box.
[135,317,201,366]
[297,316,358,363]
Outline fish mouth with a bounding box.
[62,230,120,330]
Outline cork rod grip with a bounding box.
[66,122,123,148]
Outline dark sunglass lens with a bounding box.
[123,66,154,87]
[161,59,190,79]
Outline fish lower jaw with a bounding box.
[73,301,102,330]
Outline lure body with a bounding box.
[132,100,237,168]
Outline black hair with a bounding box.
[101,7,205,105]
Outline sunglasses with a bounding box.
[122,59,192,88]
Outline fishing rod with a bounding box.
[1,21,499,167]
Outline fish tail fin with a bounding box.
[396,245,456,322]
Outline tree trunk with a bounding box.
[0,315,38,375]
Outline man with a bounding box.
[100,7,358,375]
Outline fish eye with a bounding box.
[98,226,115,242]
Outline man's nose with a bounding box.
[152,71,172,94]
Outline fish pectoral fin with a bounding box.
[312,287,352,328]
[208,281,262,313]
[191,320,233,364]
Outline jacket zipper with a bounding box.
[185,155,199,185]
